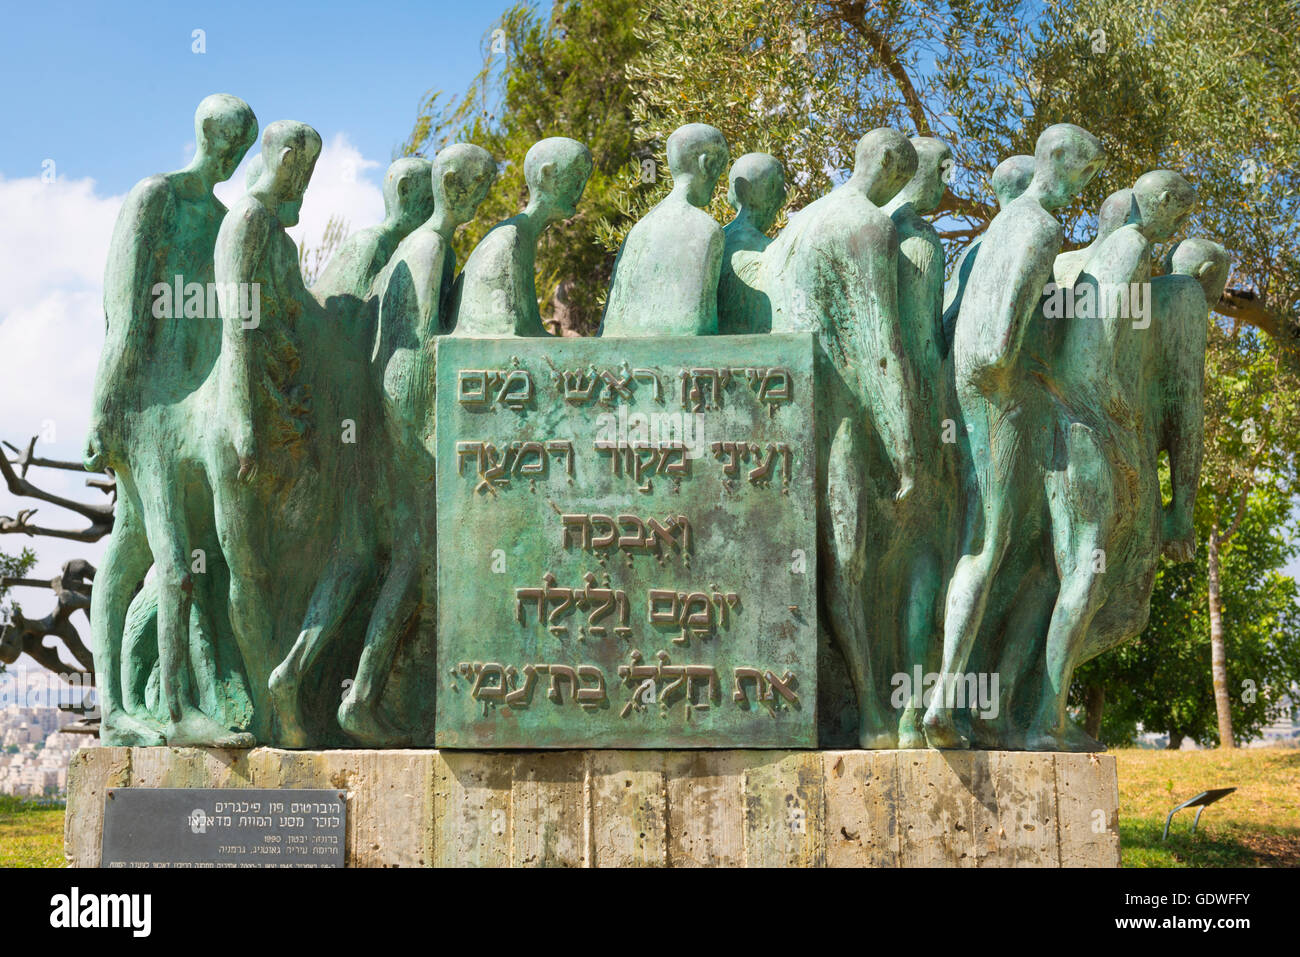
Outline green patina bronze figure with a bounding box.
[315,159,434,300]
[766,128,922,749]
[339,144,497,745]
[881,136,956,748]
[717,152,785,335]
[1053,187,1136,291]
[1046,238,1227,704]
[1029,170,1197,750]
[213,119,335,747]
[262,156,444,748]
[925,123,1105,750]
[84,95,1223,755]
[1150,237,1228,565]
[941,154,1033,355]
[1042,238,1227,696]
[311,157,434,353]
[601,124,729,337]
[86,94,259,748]
[450,137,591,337]
[962,180,1131,748]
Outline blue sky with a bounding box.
[0,0,515,599]
[0,0,501,194]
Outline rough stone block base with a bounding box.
[66,748,1120,867]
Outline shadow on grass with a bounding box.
[1121,815,1300,868]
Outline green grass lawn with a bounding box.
[1,747,1295,867]
[0,794,65,868]
[1115,747,1300,867]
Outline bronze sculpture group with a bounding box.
[85,94,1227,751]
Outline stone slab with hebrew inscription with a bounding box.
[435,334,817,748]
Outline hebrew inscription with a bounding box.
[436,335,817,747]
[100,788,346,868]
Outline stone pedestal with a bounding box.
[66,747,1120,867]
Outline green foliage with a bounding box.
[1074,480,1300,746]
[616,2,869,244]
[619,0,1300,342]
[407,0,1300,347]
[1028,0,1300,353]
[620,0,1039,243]
[0,545,36,676]
[401,0,643,333]
[0,546,36,603]
[0,794,64,813]
[1200,322,1300,519]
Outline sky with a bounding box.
[0,0,509,606]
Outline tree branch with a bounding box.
[0,508,112,542]
[1215,288,1299,357]
[1,577,62,590]
[1212,435,1269,547]
[2,438,98,476]
[0,436,115,537]
[1213,488,1252,548]
[0,560,96,674]
[934,192,995,224]
[836,1,932,137]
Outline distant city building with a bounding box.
[1,670,99,798]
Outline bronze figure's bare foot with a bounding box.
[102,712,167,748]
[922,707,970,749]
[165,709,255,748]
[338,694,411,748]
[268,664,310,749]
[897,707,927,749]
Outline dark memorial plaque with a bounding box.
[101,788,346,868]
[436,334,818,748]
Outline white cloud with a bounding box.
[214,131,385,254]
[0,131,386,587]
[0,174,120,314]
[0,173,120,580]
